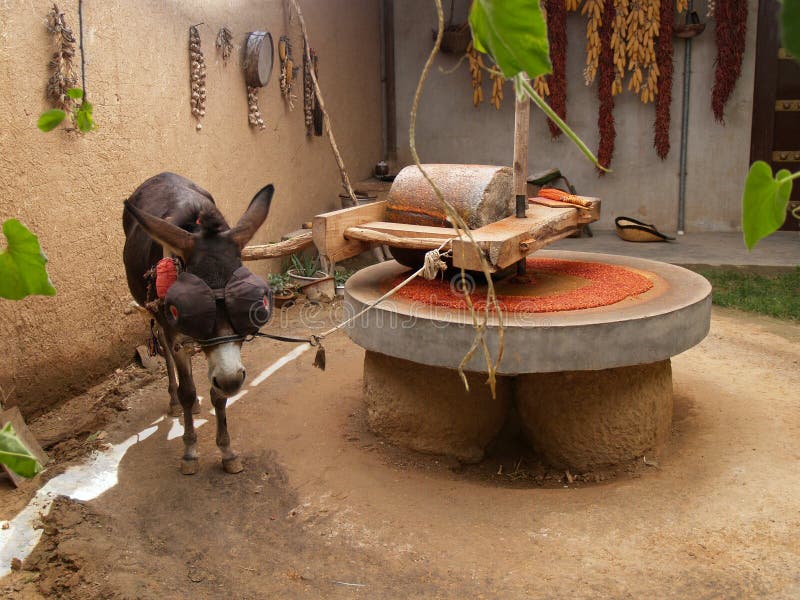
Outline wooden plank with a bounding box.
[0,407,48,487]
[241,231,314,261]
[530,196,601,224]
[345,227,452,250]
[452,205,578,271]
[312,201,387,263]
[356,221,455,240]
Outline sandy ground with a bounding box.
[1,305,799,599]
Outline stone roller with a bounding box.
[385,164,514,269]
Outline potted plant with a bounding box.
[287,254,334,301]
[268,273,296,308]
[334,268,354,297]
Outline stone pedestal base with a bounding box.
[516,360,673,471]
[363,351,510,463]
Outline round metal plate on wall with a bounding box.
[243,31,274,87]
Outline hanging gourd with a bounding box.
[711,0,747,122]
[653,0,674,158]
[543,0,567,138]
[597,0,616,173]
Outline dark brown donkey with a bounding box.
[123,172,274,474]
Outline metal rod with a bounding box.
[383,0,397,163]
[677,1,693,235]
[513,82,530,219]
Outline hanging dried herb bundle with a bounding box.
[247,86,265,129]
[303,41,314,134]
[712,0,747,122]
[597,0,616,174]
[610,0,628,96]
[279,36,298,109]
[45,4,78,113]
[189,26,207,127]
[311,50,323,135]
[654,0,674,158]
[215,27,233,64]
[625,0,660,103]
[467,41,485,106]
[582,0,604,85]
[544,0,567,138]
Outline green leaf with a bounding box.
[781,0,800,64]
[0,219,56,300]
[0,423,42,478]
[37,109,66,132]
[75,101,95,133]
[66,87,84,100]
[742,161,791,250]
[468,0,551,79]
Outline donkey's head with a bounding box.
[124,184,274,397]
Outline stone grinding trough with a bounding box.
[311,164,711,470]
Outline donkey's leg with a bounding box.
[210,388,243,474]
[158,330,182,417]
[172,347,200,475]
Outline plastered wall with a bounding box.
[394,0,757,232]
[0,0,382,415]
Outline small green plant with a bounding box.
[0,219,56,300]
[0,423,42,478]
[334,269,353,287]
[37,87,96,133]
[290,254,321,278]
[268,272,294,295]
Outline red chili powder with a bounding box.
[394,258,654,313]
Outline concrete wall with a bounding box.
[394,0,758,232]
[0,0,382,416]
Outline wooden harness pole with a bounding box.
[513,75,531,275]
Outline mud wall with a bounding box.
[0,0,382,416]
[393,0,758,232]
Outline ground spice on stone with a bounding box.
[394,258,654,314]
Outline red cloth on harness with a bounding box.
[155,258,178,298]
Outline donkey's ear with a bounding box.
[229,184,274,249]
[124,201,195,256]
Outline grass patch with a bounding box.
[698,267,800,321]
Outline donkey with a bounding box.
[123,172,274,475]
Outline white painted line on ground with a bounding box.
[250,344,310,387]
[167,418,208,441]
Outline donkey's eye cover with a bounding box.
[163,272,217,339]
[224,266,273,334]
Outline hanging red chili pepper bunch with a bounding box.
[712,0,748,123]
[544,0,567,138]
[597,0,616,174]
[653,0,674,158]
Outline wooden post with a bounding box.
[513,79,530,220]
[513,76,530,277]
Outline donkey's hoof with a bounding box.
[222,456,244,474]
[191,400,201,415]
[169,403,182,418]
[180,458,199,475]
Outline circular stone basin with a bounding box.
[344,250,712,469]
[345,250,711,375]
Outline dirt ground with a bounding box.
[1,304,799,599]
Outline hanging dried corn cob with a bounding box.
[533,75,550,97]
[625,0,660,104]
[279,36,298,109]
[247,86,265,130]
[654,0,674,158]
[45,4,78,113]
[610,0,628,96]
[566,0,581,12]
[215,27,233,64]
[597,0,616,173]
[303,41,314,134]
[544,0,567,137]
[189,26,207,128]
[582,0,604,85]
[490,68,504,110]
[712,0,747,122]
[467,41,485,107]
